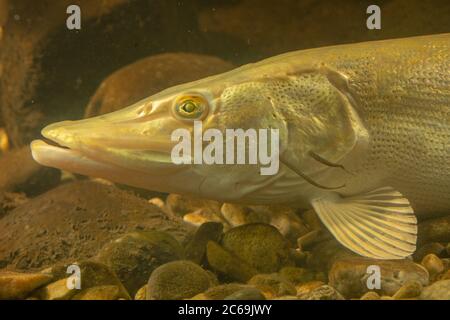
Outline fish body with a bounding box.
[31,34,450,259]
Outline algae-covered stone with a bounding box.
[185,222,223,264]
[221,223,293,273]
[206,241,258,282]
[247,273,296,298]
[298,285,344,300]
[420,280,450,300]
[0,271,53,299]
[72,285,128,300]
[147,260,217,300]
[328,257,429,298]
[95,231,184,295]
[307,239,356,272]
[48,260,130,299]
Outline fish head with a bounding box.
[30,65,290,201]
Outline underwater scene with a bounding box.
[0,0,449,304]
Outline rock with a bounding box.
[47,260,130,299]
[220,203,262,227]
[421,254,445,278]
[295,281,325,296]
[166,194,221,218]
[328,257,429,298]
[184,222,223,264]
[0,181,192,270]
[134,286,147,300]
[224,288,266,300]
[298,285,344,300]
[190,284,255,300]
[147,260,217,300]
[0,271,53,299]
[0,192,28,219]
[392,280,422,299]
[414,243,446,262]
[206,241,258,282]
[278,267,319,286]
[247,273,296,298]
[84,53,234,117]
[418,216,450,244]
[0,146,60,196]
[72,285,128,300]
[183,209,228,228]
[307,239,356,272]
[420,280,450,300]
[35,278,77,300]
[360,291,381,300]
[221,223,293,274]
[95,231,184,296]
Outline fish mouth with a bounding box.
[30,116,187,187]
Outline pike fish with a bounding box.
[31,34,450,260]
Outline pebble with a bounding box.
[224,287,266,300]
[147,260,217,300]
[392,280,423,299]
[328,257,429,298]
[0,271,53,299]
[72,285,128,300]
[190,284,254,300]
[360,291,381,300]
[421,253,445,277]
[95,231,184,296]
[247,273,296,298]
[297,285,344,300]
[295,281,325,296]
[420,280,450,300]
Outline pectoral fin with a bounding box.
[311,187,417,259]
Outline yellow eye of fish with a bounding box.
[173,95,208,120]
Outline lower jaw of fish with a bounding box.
[30,139,187,192]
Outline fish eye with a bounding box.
[173,94,208,120]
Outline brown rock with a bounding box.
[84,53,234,117]
[35,278,77,300]
[0,146,60,196]
[0,181,192,271]
[247,273,296,298]
[297,284,344,300]
[360,291,380,300]
[0,271,53,299]
[392,280,422,300]
[190,283,254,300]
[420,280,450,300]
